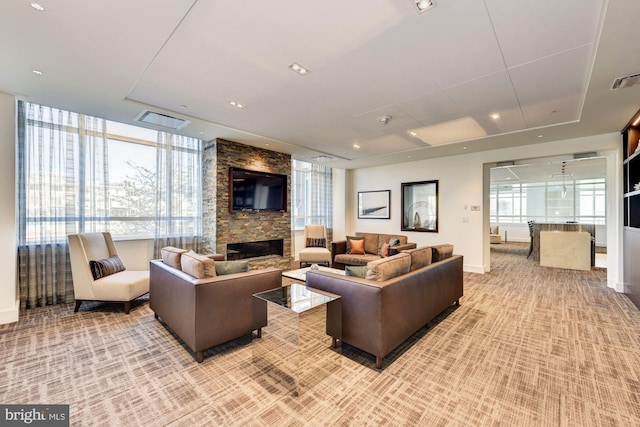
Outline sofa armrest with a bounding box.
[389,242,417,256]
[331,240,347,256]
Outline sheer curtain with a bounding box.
[16,101,110,309]
[153,132,203,257]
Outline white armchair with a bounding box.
[68,232,149,314]
[298,224,332,267]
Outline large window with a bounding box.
[291,160,332,230]
[490,179,606,224]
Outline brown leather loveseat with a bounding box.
[149,250,281,363]
[307,244,463,369]
[331,232,417,269]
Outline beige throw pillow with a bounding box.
[181,250,216,279]
[365,252,411,282]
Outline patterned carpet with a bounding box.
[2,242,640,426]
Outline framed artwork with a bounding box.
[401,180,438,232]
[358,190,391,219]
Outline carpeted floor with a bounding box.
[2,242,640,426]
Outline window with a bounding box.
[291,160,332,230]
[490,179,606,225]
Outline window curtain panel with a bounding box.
[17,101,110,309]
[153,132,203,258]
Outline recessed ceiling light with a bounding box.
[228,100,245,109]
[490,113,500,120]
[538,135,544,138]
[413,0,435,13]
[32,69,43,75]
[289,62,310,76]
[408,131,418,137]
[199,131,204,135]
[463,146,468,150]
[353,144,360,149]
[30,3,45,12]
[180,104,187,109]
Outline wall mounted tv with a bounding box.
[229,167,287,212]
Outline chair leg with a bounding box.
[74,300,82,312]
[124,301,131,314]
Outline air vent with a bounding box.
[573,152,597,160]
[611,73,640,90]
[310,155,333,162]
[135,110,191,130]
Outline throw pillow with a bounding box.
[345,266,367,278]
[365,253,411,282]
[89,255,125,280]
[215,260,250,275]
[306,237,326,248]
[346,235,364,253]
[389,238,400,247]
[379,242,390,257]
[349,238,365,255]
[161,246,188,270]
[181,250,216,279]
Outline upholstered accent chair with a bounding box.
[298,224,332,267]
[490,225,502,244]
[68,232,149,314]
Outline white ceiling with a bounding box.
[490,155,607,184]
[1,0,639,169]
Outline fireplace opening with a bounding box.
[226,239,284,260]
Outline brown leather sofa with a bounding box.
[149,259,281,362]
[307,246,463,369]
[331,232,417,269]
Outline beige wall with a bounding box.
[0,92,17,324]
[344,133,622,290]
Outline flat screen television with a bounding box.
[229,167,287,212]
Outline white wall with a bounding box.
[344,133,622,290]
[0,92,17,324]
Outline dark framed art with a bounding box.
[357,190,391,219]
[401,180,438,232]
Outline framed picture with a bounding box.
[358,190,391,219]
[401,180,438,232]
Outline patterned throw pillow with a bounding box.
[389,238,400,247]
[349,239,365,255]
[89,255,125,280]
[306,238,326,248]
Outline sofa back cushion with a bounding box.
[356,232,409,255]
[365,252,411,282]
[161,246,188,269]
[402,246,432,271]
[181,250,216,279]
[431,244,454,262]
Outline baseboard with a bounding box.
[0,300,19,325]
[464,264,486,274]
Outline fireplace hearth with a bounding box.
[227,239,284,260]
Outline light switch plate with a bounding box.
[470,205,480,211]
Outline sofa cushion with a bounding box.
[358,233,380,255]
[349,238,365,255]
[161,246,188,269]
[346,235,364,253]
[365,252,411,282]
[345,266,367,278]
[334,253,381,267]
[89,255,125,280]
[215,260,249,275]
[181,250,216,279]
[432,244,454,262]
[402,246,433,271]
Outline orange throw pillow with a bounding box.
[349,238,365,255]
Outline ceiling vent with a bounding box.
[310,155,333,162]
[135,110,190,130]
[611,73,640,90]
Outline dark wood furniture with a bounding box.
[622,108,640,309]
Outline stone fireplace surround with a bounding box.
[202,138,292,271]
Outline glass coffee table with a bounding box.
[282,265,345,283]
[252,283,342,396]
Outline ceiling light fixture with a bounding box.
[228,100,245,109]
[32,69,43,75]
[378,115,392,125]
[288,62,310,76]
[30,3,45,11]
[353,144,361,149]
[413,0,435,13]
[408,131,418,137]
[490,113,500,120]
